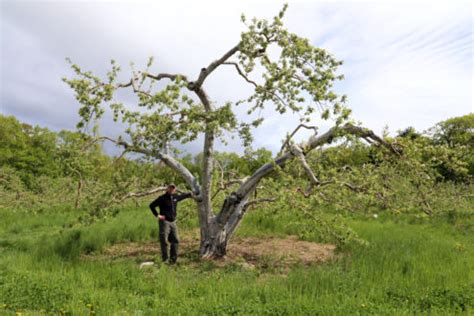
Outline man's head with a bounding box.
[166,184,176,194]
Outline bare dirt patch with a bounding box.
[227,235,336,267]
[84,233,336,272]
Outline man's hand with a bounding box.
[191,191,203,202]
[157,215,165,221]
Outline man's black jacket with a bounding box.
[149,192,192,222]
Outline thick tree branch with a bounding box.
[194,88,212,111]
[185,83,216,223]
[91,136,201,196]
[190,44,240,90]
[236,123,401,199]
[289,144,321,186]
[196,90,215,219]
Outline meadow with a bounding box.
[1,113,473,314]
[2,2,473,314]
[1,200,473,315]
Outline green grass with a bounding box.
[1,204,473,315]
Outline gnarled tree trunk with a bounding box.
[199,222,229,258]
[198,192,250,258]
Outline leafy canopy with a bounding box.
[63,4,349,152]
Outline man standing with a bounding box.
[149,184,192,264]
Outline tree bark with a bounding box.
[199,219,229,258]
[199,189,253,258]
[199,197,249,258]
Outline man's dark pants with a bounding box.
[158,220,179,263]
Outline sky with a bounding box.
[1,0,473,156]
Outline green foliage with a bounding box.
[238,4,349,125]
[430,113,474,148]
[0,115,60,188]
[63,58,241,150]
[1,112,472,231]
[62,5,351,151]
[242,177,366,248]
[396,122,472,183]
[397,126,422,140]
[56,129,105,181]
[0,114,184,219]
[212,147,273,176]
[429,113,474,178]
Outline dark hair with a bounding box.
[167,184,176,189]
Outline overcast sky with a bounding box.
[1,0,472,155]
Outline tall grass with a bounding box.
[1,204,473,315]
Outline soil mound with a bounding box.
[87,234,336,272]
[227,235,336,266]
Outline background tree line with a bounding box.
[0,112,472,241]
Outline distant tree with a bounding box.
[428,114,474,180]
[430,113,474,148]
[56,130,107,208]
[64,5,399,258]
[0,115,59,188]
[397,126,421,140]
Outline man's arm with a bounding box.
[149,196,161,217]
[175,192,192,202]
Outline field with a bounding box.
[1,0,473,314]
[1,202,473,315]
